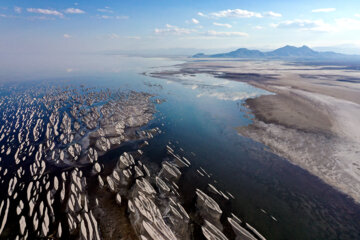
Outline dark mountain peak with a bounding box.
[192,53,206,58]
[208,48,265,58]
[267,45,318,57]
[283,45,295,48]
[234,47,251,51]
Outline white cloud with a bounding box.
[108,34,141,40]
[192,18,199,24]
[14,6,22,13]
[63,34,72,38]
[335,18,360,30]
[273,18,360,32]
[28,16,55,20]
[99,15,111,19]
[254,25,263,29]
[206,30,248,37]
[210,9,262,18]
[126,36,141,40]
[263,11,282,17]
[97,8,113,13]
[27,8,63,17]
[213,22,232,28]
[115,15,128,20]
[98,15,128,20]
[273,19,333,32]
[155,24,196,35]
[108,33,120,39]
[312,8,336,13]
[355,14,360,18]
[198,12,205,17]
[64,8,85,14]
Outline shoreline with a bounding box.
[149,59,360,202]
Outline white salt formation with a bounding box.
[0,83,265,240]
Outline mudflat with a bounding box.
[245,92,333,134]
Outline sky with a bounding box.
[1,0,360,55]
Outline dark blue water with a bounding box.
[3,56,360,240]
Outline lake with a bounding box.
[0,54,359,239]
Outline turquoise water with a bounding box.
[2,55,360,239]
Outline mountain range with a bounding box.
[192,45,360,60]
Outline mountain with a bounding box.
[192,45,358,60]
[267,45,318,57]
[210,48,265,58]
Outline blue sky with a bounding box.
[1,0,360,54]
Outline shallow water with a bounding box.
[1,55,360,239]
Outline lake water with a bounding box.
[1,54,360,239]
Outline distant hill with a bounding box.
[192,45,359,60]
[209,48,265,58]
[267,45,319,57]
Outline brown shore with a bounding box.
[150,59,360,202]
[244,92,333,134]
